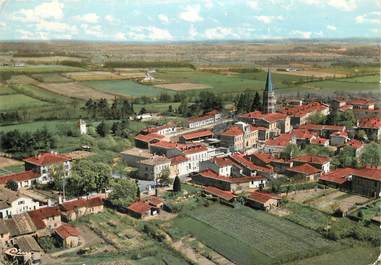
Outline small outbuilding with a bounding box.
[55,224,81,248]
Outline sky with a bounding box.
[0,0,380,41]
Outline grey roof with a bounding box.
[0,219,8,234]
[14,235,43,252]
[6,213,36,237]
[265,70,273,92]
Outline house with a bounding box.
[141,124,177,136]
[200,157,233,177]
[246,191,281,211]
[238,111,291,135]
[286,163,321,181]
[319,167,354,189]
[346,139,364,157]
[248,152,292,174]
[0,171,40,189]
[349,99,375,110]
[134,133,164,149]
[351,168,381,197]
[127,201,160,219]
[330,131,350,146]
[121,147,153,168]
[0,219,10,244]
[187,110,221,129]
[281,102,329,128]
[28,206,61,232]
[0,188,40,219]
[149,141,180,156]
[179,130,213,143]
[203,186,237,204]
[181,144,210,173]
[191,169,267,192]
[299,124,346,138]
[262,133,293,155]
[144,196,164,209]
[358,117,381,141]
[60,196,104,221]
[219,122,258,152]
[291,129,315,146]
[137,156,171,181]
[229,153,273,178]
[169,154,190,178]
[292,154,331,173]
[4,213,37,239]
[23,152,72,184]
[55,224,81,248]
[310,137,329,147]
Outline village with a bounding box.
[0,68,379,265]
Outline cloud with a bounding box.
[204,27,238,39]
[36,20,78,34]
[301,0,357,11]
[255,16,283,24]
[12,0,64,22]
[204,0,213,9]
[127,26,173,41]
[247,0,259,10]
[188,24,198,39]
[81,24,104,37]
[291,30,312,39]
[113,32,127,41]
[105,15,115,23]
[74,13,99,24]
[178,5,203,22]
[355,12,381,24]
[326,25,337,31]
[158,14,169,23]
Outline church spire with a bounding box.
[265,69,273,92]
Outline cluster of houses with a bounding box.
[122,70,381,209]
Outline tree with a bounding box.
[158,168,170,186]
[356,130,367,141]
[6,180,18,191]
[139,107,147,115]
[335,146,356,168]
[96,121,109,137]
[281,144,301,160]
[168,105,173,113]
[173,176,181,192]
[250,92,261,112]
[109,178,138,207]
[308,112,326,124]
[360,143,381,167]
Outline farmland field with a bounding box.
[37,82,115,100]
[155,82,211,91]
[170,204,335,265]
[82,80,172,97]
[0,120,77,133]
[64,71,129,81]
[0,94,49,110]
[31,73,71,83]
[11,84,73,103]
[0,64,85,73]
[134,102,181,113]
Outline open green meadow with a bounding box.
[134,102,181,113]
[82,80,173,98]
[0,65,86,74]
[0,120,77,133]
[0,94,49,111]
[169,204,336,265]
[11,84,73,103]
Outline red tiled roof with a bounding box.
[221,125,244,137]
[60,197,103,212]
[128,201,151,214]
[264,133,292,147]
[299,124,345,132]
[24,153,71,166]
[198,169,265,184]
[212,157,233,167]
[347,139,363,149]
[331,131,349,138]
[145,196,163,207]
[28,206,60,230]
[180,130,213,140]
[55,224,80,239]
[142,124,174,134]
[239,111,287,123]
[170,154,189,165]
[182,145,208,155]
[359,117,381,129]
[293,154,330,165]
[0,171,39,185]
[250,152,273,164]
[310,137,329,145]
[188,112,216,123]
[248,191,280,204]
[349,99,375,105]
[319,168,354,184]
[229,153,273,173]
[135,133,164,143]
[292,129,314,139]
[287,163,321,175]
[339,105,353,112]
[281,102,328,117]
[204,186,236,201]
[150,141,179,149]
[353,168,381,182]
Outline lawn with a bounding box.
[0,94,49,111]
[170,204,335,265]
[82,80,172,98]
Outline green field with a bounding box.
[0,120,77,133]
[31,73,72,83]
[170,204,335,265]
[82,80,172,97]
[0,65,85,74]
[353,200,381,221]
[134,102,181,113]
[0,94,49,110]
[11,84,73,103]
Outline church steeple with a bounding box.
[265,69,273,92]
[262,69,276,113]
